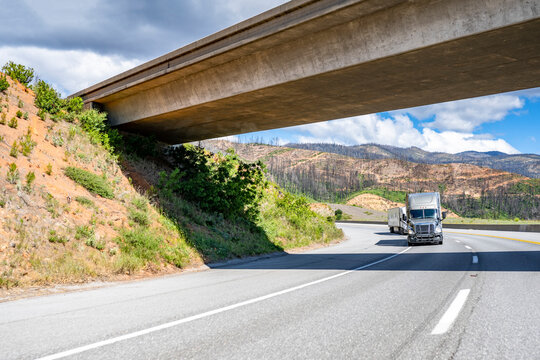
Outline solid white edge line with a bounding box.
[35,247,411,360]
[464,245,472,250]
[431,289,471,335]
[472,255,478,264]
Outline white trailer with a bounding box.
[388,206,407,234]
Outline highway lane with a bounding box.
[0,224,538,359]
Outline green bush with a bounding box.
[128,208,150,227]
[66,97,84,113]
[2,61,34,86]
[37,109,47,121]
[20,131,36,156]
[8,117,17,128]
[34,79,62,114]
[24,171,35,193]
[0,113,6,125]
[132,197,148,211]
[17,99,23,108]
[86,238,105,250]
[48,230,68,244]
[16,110,23,118]
[45,163,53,175]
[78,109,111,146]
[9,141,18,158]
[64,167,114,199]
[51,132,64,147]
[75,225,94,240]
[0,75,9,92]
[6,163,19,184]
[117,228,161,262]
[159,145,267,220]
[257,188,343,251]
[79,109,107,134]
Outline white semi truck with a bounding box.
[406,192,447,246]
[388,207,407,234]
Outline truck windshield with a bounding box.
[410,209,437,219]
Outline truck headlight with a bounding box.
[408,228,414,235]
[435,225,442,233]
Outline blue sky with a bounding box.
[228,88,540,154]
[0,0,538,154]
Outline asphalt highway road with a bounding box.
[1,224,539,360]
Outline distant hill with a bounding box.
[202,140,540,220]
[284,143,540,178]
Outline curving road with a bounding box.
[1,224,539,359]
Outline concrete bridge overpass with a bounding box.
[72,0,540,144]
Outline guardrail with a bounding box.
[335,221,540,233]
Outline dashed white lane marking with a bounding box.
[35,248,411,360]
[464,245,472,250]
[455,240,461,243]
[431,289,471,335]
[472,256,478,264]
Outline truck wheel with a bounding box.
[407,236,413,246]
[389,227,394,233]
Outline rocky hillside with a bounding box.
[286,143,540,178]
[0,71,342,294]
[203,140,526,197]
[0,75,200,290]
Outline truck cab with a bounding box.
[406,192,446,245]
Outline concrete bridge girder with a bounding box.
[73,0,540,144]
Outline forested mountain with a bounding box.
[202,140,540,220]
[286,143,540,178]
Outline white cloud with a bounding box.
[0,1,288,97]
[420,129,519,154]
[402,94,524,132]
[292,114,519,154]
[0,46,141,96]
[295,114,426,148]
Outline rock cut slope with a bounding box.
[0,72,343,295]
[0,74,202,290]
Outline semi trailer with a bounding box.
[388,206,407,234]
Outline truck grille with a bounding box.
[416,224,434,234]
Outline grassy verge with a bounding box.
[345,188,407,203]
